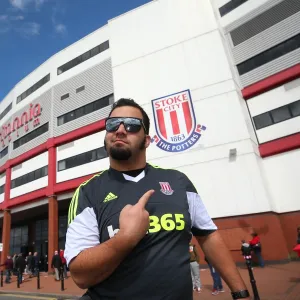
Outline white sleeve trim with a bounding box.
[187,191,217,231]
[64,207,100,266]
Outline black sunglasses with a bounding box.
[105,117,147,133]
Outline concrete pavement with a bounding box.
[0,261,299,299]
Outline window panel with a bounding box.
[290,100,300,117]
[253,112,273,130]
[237,33,300,75]
[61,93,69,100]
[271,106,291,123]
[17,74,50,104]
[57,94,113,126]
[57,146,107,172]
[13,123,49,150]
[57,41,109,75]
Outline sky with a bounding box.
[0,0,151,101]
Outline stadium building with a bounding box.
[0,0,299,269]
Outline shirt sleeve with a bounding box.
[180,172,217,236]
[64,184,100,267]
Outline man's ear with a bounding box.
[145,135,151,149]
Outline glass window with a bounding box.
[57,41,109,75]
[237,33,300,75]
[290,100,300,117]
[253,112,273,130]
[91,46,100,57]
[271,106,291,123]
[58,160,66,171]
[16,74,50,104]
[0,147,8,159]
[61,93,69,100]
[76,86,85,93]
[82,51,91,61]
[57,94,113,126]
[13,123,49,150]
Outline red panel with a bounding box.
[54,174,98,194]
[54,119,106,146]
[47,144,56,196]
[170,111,180,135]
[3,168,11,209]
[242,64,300,100]
[7,188,47,209]
[259,133,300,158]
[156,109,167,139]
[182,101,192,133]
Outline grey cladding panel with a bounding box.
[230,0,300,46]
[232,12,300,64]
[240,48,300,87]
[53,59,114,137]
[10,90,52,158]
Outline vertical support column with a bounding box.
[47,138,56,196]
[0,210,11,268]
[48,196,58,273]
[4,166,11,208]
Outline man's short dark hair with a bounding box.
[108,98,150,134]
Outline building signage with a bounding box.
[151,89,206,152]
[0,103,42,146]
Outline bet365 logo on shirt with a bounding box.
[107,213,185,238]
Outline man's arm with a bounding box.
[196,232,248,293]
[182,172,250,299]
[65,187,154,289]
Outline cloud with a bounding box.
[9,0,46,11]
[10,15,24,21]
[9,0,32,10]
[0,15,8,21]
[15,22,40,38]
[54,23,67,35]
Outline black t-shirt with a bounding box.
[65,163,217,300]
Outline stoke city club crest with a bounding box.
[151,89,206,152]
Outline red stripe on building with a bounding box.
[259,133,300,158]
[182,101,192,133]
[242,64,300,100]
[169,110,180,135]
[156,109,167,139]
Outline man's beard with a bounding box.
[107,137,146,161]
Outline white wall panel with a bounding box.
[10,177,48,199]
[261,148,300,213]
[11,152,48,179]
[0,172,6,186]
[0,194,4,204]
[248,79,300,116]
[112,31,232,106]
[57,131,106,161]
[109,0,217,67]
[256,117,300,144]
[158,152,271,218]
[57,157,109,183]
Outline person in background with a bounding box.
[205,256,225,296]
[26,252,33,277]
[189,242,201,293]
[60,249,68,279]
[51,250,62,281]
[15,253,26,284]
[249,232,264,268]
[4,255,13,284]
[33,252,39,276]
[12,254,17,275]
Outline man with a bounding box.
[65,98,250,300]
[189,242,201,293]
[26,252,33,277]
[15,253,25,284]
[51,250,62,281]
[4,255,13,284]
